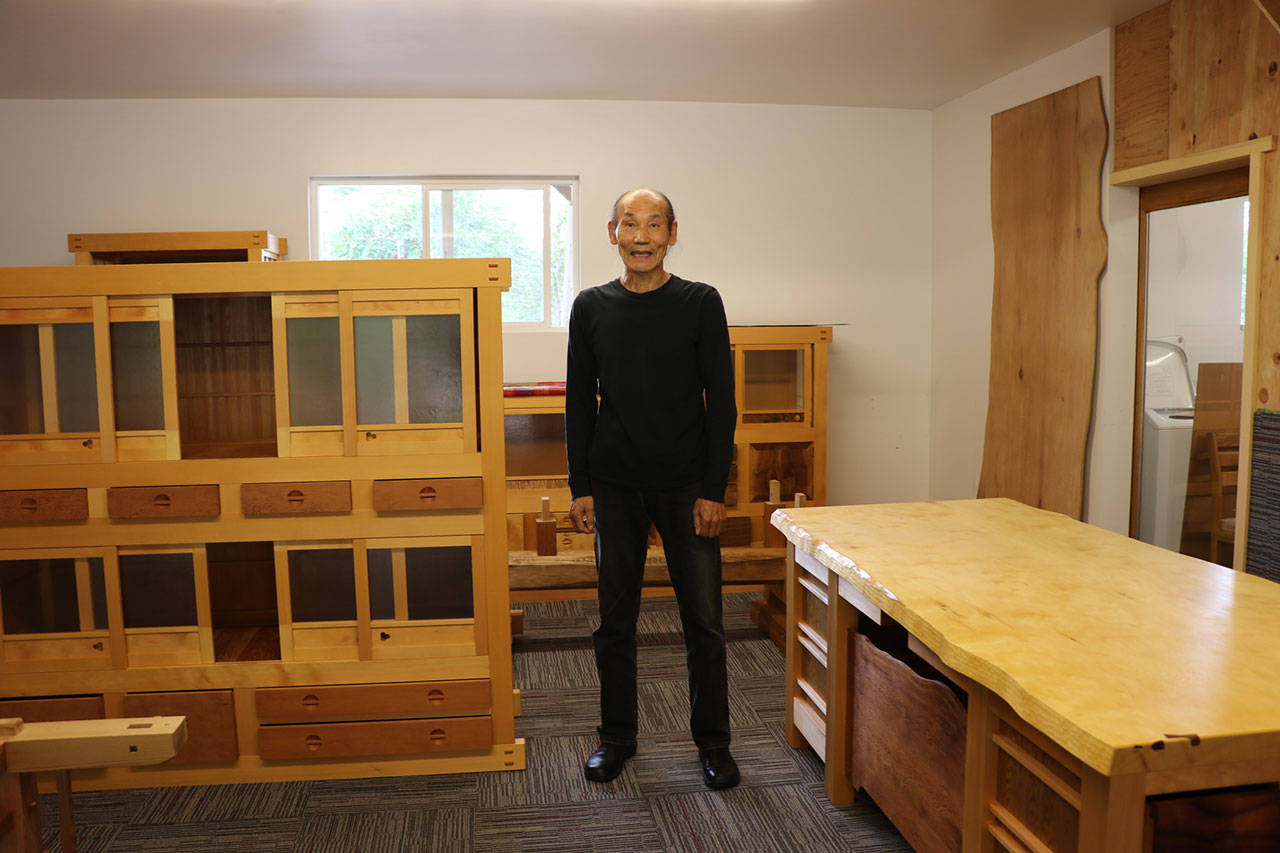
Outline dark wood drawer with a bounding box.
[123,690,238,764]
[372,478,483,512]
[108,484,221,519]
[241,481,351,516]
[0,489,88,523]
[256,716,491,760]
[255,680,490,722]
[0,695,103,722]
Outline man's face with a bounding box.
[608,192,677,276]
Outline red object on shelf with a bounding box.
[503,382,566,397]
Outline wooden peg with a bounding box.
[535,496,557,556]
[0,718,24,737]
[769,479,782,504]
[794,493,806,507]
[764,481,787,548]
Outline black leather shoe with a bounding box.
[584,742,636,782]
[699,746,740,790]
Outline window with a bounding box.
[310,178,577,328]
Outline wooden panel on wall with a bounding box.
[978,78,1109,519]
[1115,2,1172,170]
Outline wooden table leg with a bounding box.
[823,579,856,805]
[783,543,805,748]
[56,770,76,853]
[0,771,41,853]
[961,687,998,853]
[1079,769,1146,852]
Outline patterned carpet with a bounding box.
[39,593,911,852]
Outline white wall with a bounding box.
[930,29,1140,532]
[0,97,933,506]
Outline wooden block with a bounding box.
[0,488,89,523]
[719,515,752,547]
[107,484,221,519]
[371,477,483,512]
[123,690,238,764]
[256,715,491,760]
[2,716,187,773]
[0,719,23,738]
[255,680,491,722]
[510,608,524,636]
[240,481,351,516]
[764,502,787,547]
[535,518,557,556]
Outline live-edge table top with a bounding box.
[771,498,1280,777]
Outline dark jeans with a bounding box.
[591,479,730,751]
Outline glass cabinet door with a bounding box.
[365,537,477,660]
[0,552,111,671]
[118,549,208,667]
[740,347,809,424]
[279,544,359,661]
[109,296,179,462]
[275,293,344,457]
[352,290,475,456]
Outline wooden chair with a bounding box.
[1207,430,1240,566]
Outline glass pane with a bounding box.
[288,549,356,622]
[0,559,79,634]
[451,188,544,323]
[367,549,395,621]
[405,547,472,620]
[317,184,423,260]
[0,325,44,434]
[354,316,396,425]
[287,317,343,427]
[119,553,198,628]
[504,413,567,476]
[550,184,574,327]
[112,322,165,431]
[88,558,108,631]
[54,324,99,432]
[429,190,444,259]
[744,350,805,412]
[407,314,462,423]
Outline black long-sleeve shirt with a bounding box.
[565,275,736,502]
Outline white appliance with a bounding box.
[1139,340,1195,551]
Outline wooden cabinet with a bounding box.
[0,251,523,788]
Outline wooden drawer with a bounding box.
[123,690,238,764]
[256,715,491,760]
[108,484,221,519]
[0,695,103,723]
[255,680,490,722]
[853,633,965,853]
[0,489,88,523]
[372,477,483,512]
[240,481,351,516]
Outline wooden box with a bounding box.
[372,478,483,512]
[0,489,88,523]
[256,716,491,760]
[240,481,351,516]
[107,485,221,519]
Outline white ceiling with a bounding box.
[1,0,1161,109]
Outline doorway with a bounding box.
[1131,169,1249,565]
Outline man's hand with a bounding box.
[693,498,726,539]
[570,496,596,534]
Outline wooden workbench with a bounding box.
[773,498,1280,852]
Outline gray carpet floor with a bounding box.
[38,593,911,851]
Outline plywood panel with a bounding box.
[1169,0,1253,156]
[978,78,1109,519]
[1115,3,1172,170]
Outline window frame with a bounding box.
[308,176,579,330]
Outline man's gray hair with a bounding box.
[610,188,676,227]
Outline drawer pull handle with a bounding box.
[380,631,391,641]
[429,729,447,744]
[302,694,320,708]
[426,689,445,705]
[418,487,437,502]
[18,498,37,513]
[153,493,172,508]
[366,431,377,440]
[304,734,323,751]
[287,490,305,505]
[92,641,104,651]
[82,438,94,448]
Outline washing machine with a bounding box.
[1139,340,1195,551]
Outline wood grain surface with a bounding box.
[979,77,1108,519]
[773,499,1280,777]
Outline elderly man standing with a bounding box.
[565,188,739,789]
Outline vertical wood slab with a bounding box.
[1256,151,1280,412]
[1115,3,1172,171]
[1170,0,1251,156]
[979,78,1109,519]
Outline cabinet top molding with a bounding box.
[0,258,512,297]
